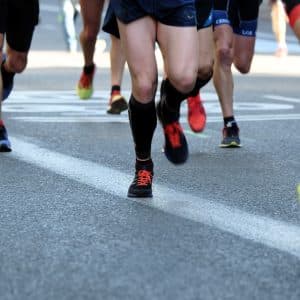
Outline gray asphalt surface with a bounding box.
[1,1,300,300]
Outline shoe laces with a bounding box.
[79,72,93,88]
[136,170,152,186]
[164,122,183,148]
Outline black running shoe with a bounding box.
[157,100,188,164]
[107,93,128,114]
[0,125,12,152]
[219,126,241,148]
[127,163,153,198]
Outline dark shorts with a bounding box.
[111,0,197,27]
[0,0,39,52]
[213,0,260,37]
[195,0,213,29]
[283,0,300,13]
[102,2,120,38]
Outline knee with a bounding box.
[215,46,233,68]
[133,76,157,103]
[198,61,214,80]
[169,72,196,94]
[235,63,251,74]
[7,54,27,73]
[81,25,99,42]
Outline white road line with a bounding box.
[11,113,300,123]
[264,95,300,104]
[10,136,300,259]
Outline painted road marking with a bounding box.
[9,136,300,259]
[11,114,300,123]
[3,90,297,124]
[264,95,300,104]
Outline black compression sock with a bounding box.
[162,79,186,112]
[136,158,153,170]
[83,63,95,74]
[129,95,157,160]
[189,74,213,97]
[1,61,15,88]
[111,85,120,94]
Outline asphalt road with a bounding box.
[1,1,300,300]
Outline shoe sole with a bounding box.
[107,98,128,114]
[190,126,205,133]
[0,143,12,152]
[127,191,153,198]
[76,86,93,100]
[219,142,242,148]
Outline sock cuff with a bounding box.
[136,158,153,166]
[129,95,155,111]
[83,63,95,74]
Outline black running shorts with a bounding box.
[0,0,39,52]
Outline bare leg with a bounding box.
[4,44,28,73]
[233,35,256,74]
[213,24,234,118]
[271,0,288,56]
[106,34,128,114]
[197,26,214,80]
[158,24,198,94]
[118,17,157,198]
[118,17,157,103]
[77,0,105,99]
[187,26,214,133]
[110,34,126,87]
[79,0,104,66]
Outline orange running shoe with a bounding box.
[156,98,188,164]
[187,93,206,133]
[76,65,95,100]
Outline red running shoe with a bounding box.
[187,93,206,133]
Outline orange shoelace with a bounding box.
[164,122,183,148]
[137,170,152,186]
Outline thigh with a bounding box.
[197,26,214,75]
[117,17,157,84]
[233,35,255,71]
[6,0,39,52]
[158,24,198,80]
